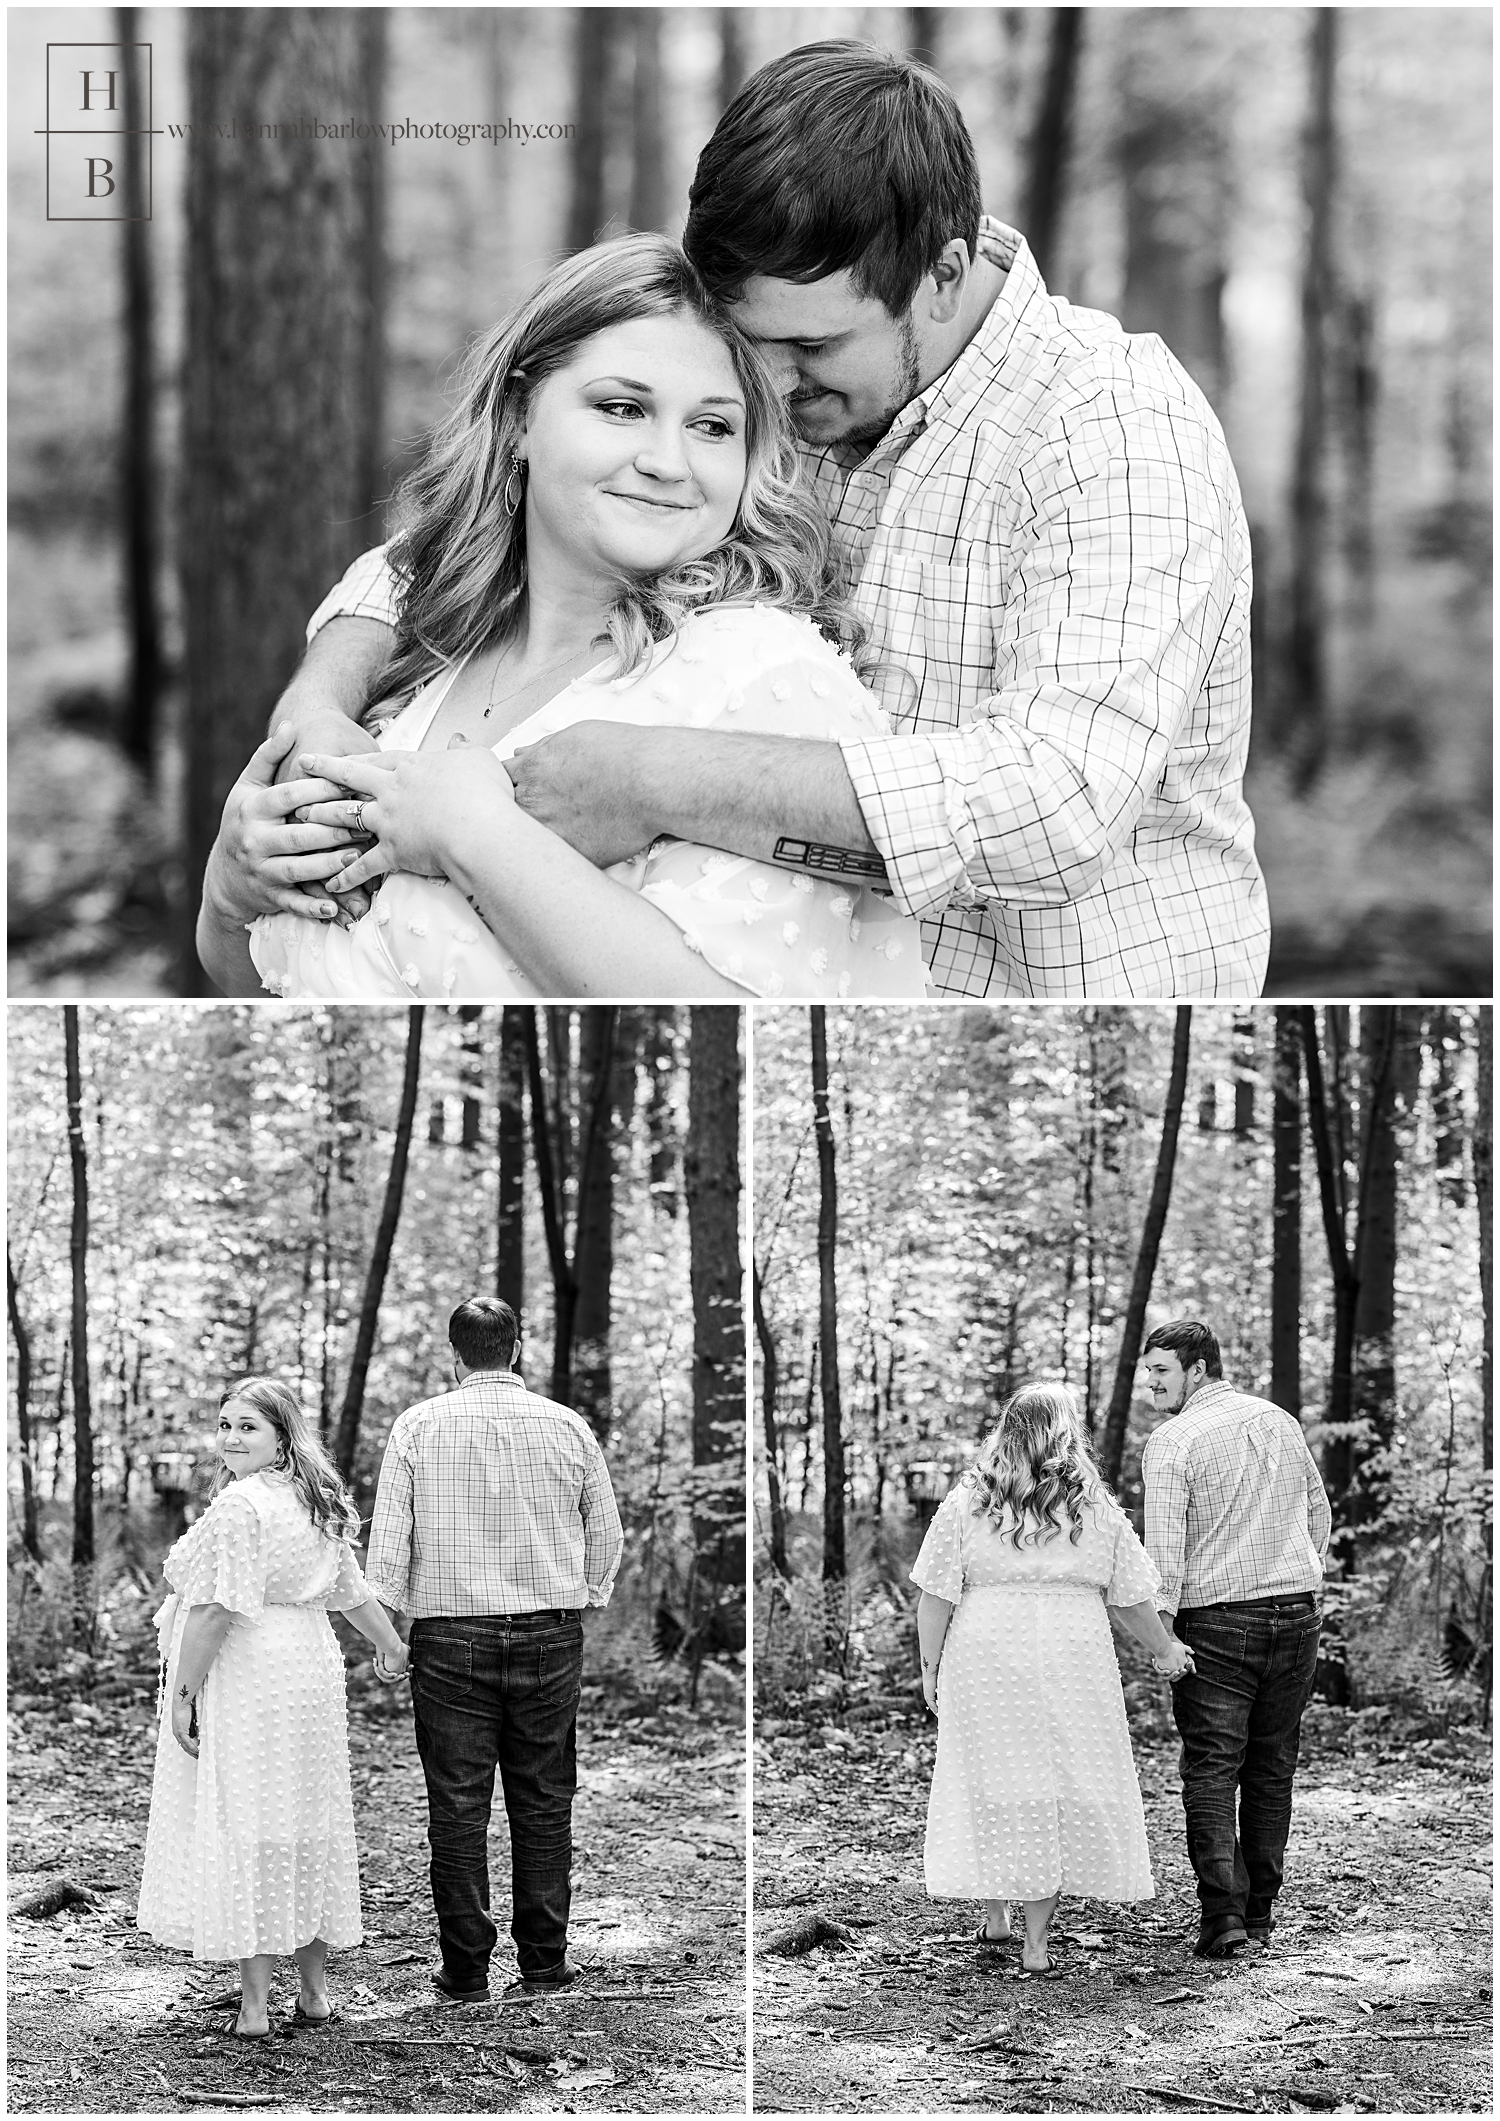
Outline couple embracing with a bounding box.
[200,40,1268,1005]
[136,1299,622,2034]
[916,1320,1331,1969]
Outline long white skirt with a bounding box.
[924,1583,1155,1902]
[137,1604,362,1960]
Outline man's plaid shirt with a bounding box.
[1142,1380,1332,1617]
[308,218,1268,998]
[364,1370,623,1618]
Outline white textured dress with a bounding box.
[247,603,930,1001]
[137,1473,367,1961]
[912,1482,1160,1903]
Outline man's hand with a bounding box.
[297,743,516,893]
[509,722,657,867]
[374,1643,409,1685]
[202,728,362,926]
[272,704,380,786]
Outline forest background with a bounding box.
[752,1003,1491,1723]
[9,5,1492,998]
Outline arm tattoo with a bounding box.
[772,836,891,892]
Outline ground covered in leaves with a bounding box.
[8,1654,745,2113]
[752,1694,1491,2115]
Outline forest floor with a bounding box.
[752,1697,1491,2116]
[8,1657,745,2114]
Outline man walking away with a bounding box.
[1141,1319,1330,1959]
[366,1298,624,2000]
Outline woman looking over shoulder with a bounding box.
[137,1381,407,2037]
[198,233,927,1001]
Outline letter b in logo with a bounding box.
[87,157,115,196]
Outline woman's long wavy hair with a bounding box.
[211,1378,361,1544]
[966,1383,1106,1550]
[365,232,868,723]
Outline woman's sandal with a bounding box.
[976,1907,1014,1948]
[291,2001,341,2028]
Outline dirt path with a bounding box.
[8,1668,745,2113]
[752,1702,1490,2115]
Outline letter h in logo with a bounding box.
[43,41,153,221]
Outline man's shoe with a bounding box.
[430,1965,491,2005]
[1194,1918,1249,1959]
[516,1956,580,1992]
[1246,1912,1277,1944]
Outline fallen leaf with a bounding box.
[550,2061,617,2090]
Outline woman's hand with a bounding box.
[1153,1639,1197,1683]
[374,1642,410,1686]
[922,1665,939,1717]
[170,1687,200,1758]
[203,728,365,925]
[297,742,516,896]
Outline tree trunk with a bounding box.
[686,1009,745,1615]
[496,1005,527,1311]
[754,1264,791,1577]
[1233,1014,1256,1136]
[1430,1007,1467,1205]
[1021,8,1083,281]
[524,1009,577,1403]
[1284,8,1337,786]
[1271,1007,1303,1417]
[572,1010,617,1440]
[7,1246,43,1563]
[64,1008,96,1572]
[1476,1009,1493,1499]
[1348,1009,1410,1522]
[180,11,386,990]
[717,7,748,110]
[116,9,161,771]
[333,1007,423,1478]
[810,1009,846,1585]
[568,11,614,250]
[458,1005,483,1151]
[1301,1006,1358,1525]
[1099,1007,1193,1486]
[628,10,665,232]
[906,8,943,67]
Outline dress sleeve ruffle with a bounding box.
[1102,1501,1164,1608]
[164,1490,267,1618]
[910,1488,968,1602]
[322,1539,372,1613]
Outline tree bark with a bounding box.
[1021,9,1083,281]
[1099,1007,1193,1486]
[810,1009,846,1585]
[753,1263,790,1577]
[116,9,161,771]
[1476,1009,1493,1497]
[686,1009,745,1613]
[496,1006,527,1311]
[717,7,748,111]
[628,10,666,232]
[525,1009,577,1403]
[1284,8,1337,785]
[568,11,614,250]
[1301,1006,1358,1523]
[333,1007,423,1479]
[572,1009,617,1440]
[64,1007,96,1574]
[1271,1007,1303,1417]
[1430,1006,1467,1205]
[180,11,386,990]
[1348,1009,1412,1522]
[7,1246,42,1563]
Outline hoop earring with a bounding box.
[502,451,525,518]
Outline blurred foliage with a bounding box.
[7,6,1490,992]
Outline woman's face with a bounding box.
[518,311,749,588]
[217,1400,281,1480]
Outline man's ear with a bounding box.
[926,239,971,327]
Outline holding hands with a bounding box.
[1152,1638,1196,1683]
[374,1642,410,1686]
[203,727,373,927]
[170,1686,200,1759]
[296,740,517,899]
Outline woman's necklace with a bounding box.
[482,640,591,721]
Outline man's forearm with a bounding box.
[631,730,884,878]
[269,615,395,739]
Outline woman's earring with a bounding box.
[502,451,525,518]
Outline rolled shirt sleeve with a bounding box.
[840,392,1237,920]
[1142,1430,1190,1618]
[363,1422,416,1613]
[306,543,402,642]
[581,1443,624,1607]
[1304,1441,1332,1566]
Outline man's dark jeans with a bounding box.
[409,1611,584,1987]
[1171,1597,1321,1932]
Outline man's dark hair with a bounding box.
[1143,1320,1224,1380]
[450,1297,519,1372]
[684,40,983,314]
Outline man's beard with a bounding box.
[798,311,924,450]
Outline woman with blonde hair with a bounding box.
[137,1380,407,2037]
[198,231,927,1000]
[912,1383,1194,1973]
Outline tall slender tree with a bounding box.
[7,1246,42,1563]
[116,9,161,771]
[1271,1007,1303,1417]
[753,1264,790,1577]
[64,1008,95,1573]
[686,1009,745,1616]
[1021,9,1083,280]
[811,1009,846,1587]
[572,1009,618,1439]
[1285,8,1338,784]
[496,1007,527,1312]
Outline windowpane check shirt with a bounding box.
[363,1370,623,1618]
[308,218,1268,999]
[1141,1379,1332,1617]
